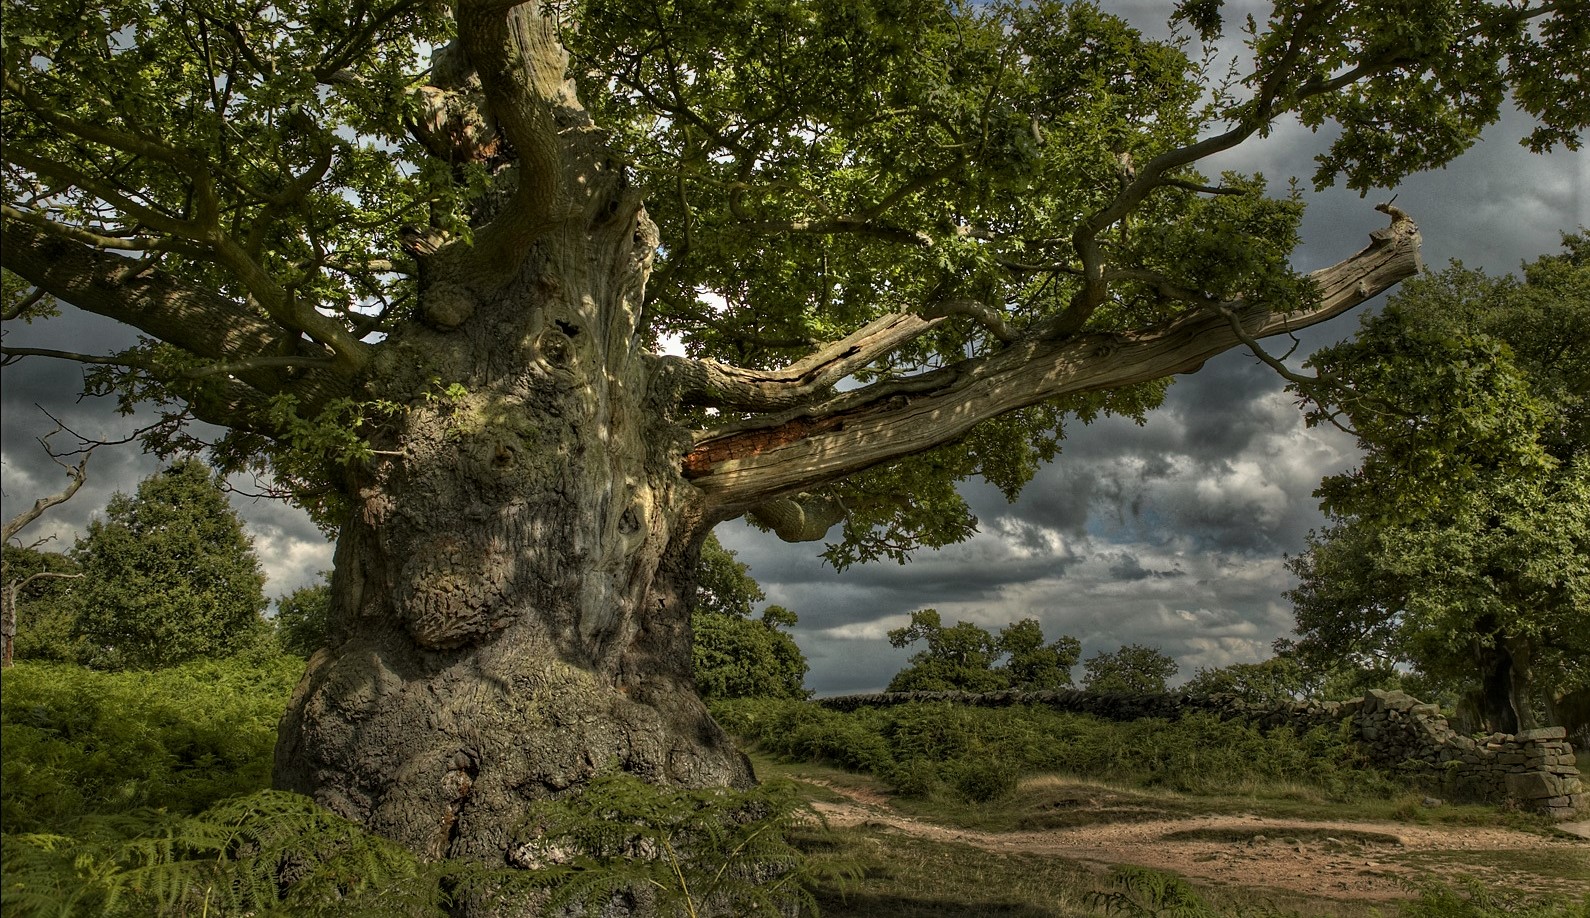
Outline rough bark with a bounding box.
[273,14,753,880]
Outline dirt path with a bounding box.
[803,778,1590,902]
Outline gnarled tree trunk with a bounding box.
[273,85,751,871]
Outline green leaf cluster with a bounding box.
[513,771,823,917]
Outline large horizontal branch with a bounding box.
[1,220,358,416]
[656,312,944,411]
[684,212,1421,517]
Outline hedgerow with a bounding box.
[711,698,1403,803]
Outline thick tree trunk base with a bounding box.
[275,621,752,869]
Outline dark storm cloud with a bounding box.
[1,304,336,596]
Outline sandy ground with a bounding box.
[803,778,1590,903]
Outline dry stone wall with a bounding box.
[817,687,1585,819]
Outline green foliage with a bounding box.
[516,772,824,917]
[1082,644,1179,695]
[885,611,1080,692]
[886,609,1006,693]
[713,698,1403,805]
[2,791,458,918]
[1,658,301,832]
[694,534,766,619]
[275,576,333,658]
[71,459,270,669]
[1087,865,1220,918]
[1395,877,1590,918]
[1,658,827,916]
[3,545,86,665]
[1290,242,1590,725]
[1182,656,1308,705]
[690,534,810,700]
[998,618,1083,691]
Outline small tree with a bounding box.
[1082,644,1178,695]
[689,535,809,700]
[2,440,89,667]
[73,459,268,669]
[275,577,333,658]
[1182,655,1308,705]
[2,544,85,665]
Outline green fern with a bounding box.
[517,772,822,917]
[1086,865,1220,918]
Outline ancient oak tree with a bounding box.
[4,0,1582,885]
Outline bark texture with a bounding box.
[273,9,754,877]
[274,239,754,872]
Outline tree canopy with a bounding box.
[1288,241,1590,732]
[72,459,270,669]
[5,0,1586,884]
[10,0,1576,548]
[1081,643,1179,694]
[689,535,809,700]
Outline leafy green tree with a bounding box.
[72,460,269,669]
[2,444,89,667]
[886,611,1079,692]
[997,618,1081,691]
[3,0,1582,876]
[275,577,333,658]
[2,545,86,665]
[887,609,1008,693]
[690,535,808,700]
[1082,644,1179,695]
[1289,244,1590,733]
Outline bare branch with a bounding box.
[660,312,944,411]
[2,438,90,545]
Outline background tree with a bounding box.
[1288,243,1589,733]
[998,617,1082,691]
[886,611,1080,692]
[275,576,332,658]
[3,0,1582,887]
[2,440,89,667]
[886,609,1008,693]
[1082,643,1179,695]
[2,544,85,665]
[1182,654,1308,705]
[690,535,808,700]
[72,460,269,669]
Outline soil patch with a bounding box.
[802,777,1590,903]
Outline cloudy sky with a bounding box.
[2,5,1584,695]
